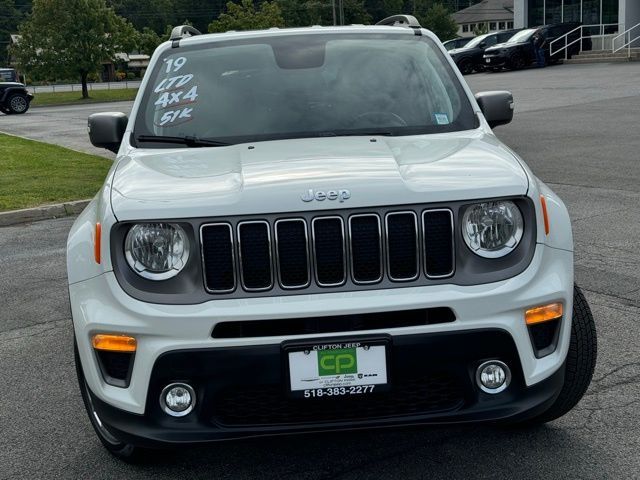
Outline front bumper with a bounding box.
[483,54,508,67]
[70,243,573,423]
[86,329,565,446]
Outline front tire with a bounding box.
[524,285,597,424]
[508,54,526,70]
[7,93,30,114]
[457,58,474,75]
[74,341,147,461]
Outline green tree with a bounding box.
[109,0,175,33]
[0,0,23,65]
[421,3,458,41]
[473,22,488,36]
[136,26,163,56]
[277,0,370,27]
[13,0,137,98]
[208,0,285,33]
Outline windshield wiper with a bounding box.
[136,135,231,147]
[316,130,394,137]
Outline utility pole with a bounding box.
[332,0,337,25]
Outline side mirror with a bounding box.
[479,42,487,49]
[475,91,514,128]
[88,112,128,153]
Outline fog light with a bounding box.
[476,360,511,394]
[160,383,195,417]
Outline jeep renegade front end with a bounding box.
[68,17,597,460]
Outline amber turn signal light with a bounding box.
[525,303,563,325]
[540,196,550,235]
[92,334,137,352]
[94,223,102,264]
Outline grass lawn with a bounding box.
[0,133,111,212]
[31,88,138,107]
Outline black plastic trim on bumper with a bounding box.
[88,329,565,447]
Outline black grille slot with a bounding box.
[238,222,272,291]
[423,210,454,277]
[386,212,418,280]
[212,307,455,338]
[312,217,346,286]
[212,372,464,427]
[349,214,382,284]
[275,219,309,288]
[201,223,235,292]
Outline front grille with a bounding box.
[212,372,464,427]
[200,208,454,295]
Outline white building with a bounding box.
[453,0,515,38]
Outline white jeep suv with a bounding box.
[68,16,597,460]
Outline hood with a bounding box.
[449,46,479,56]
[0,82,25,89]
[485,42,526,52]
[110,131,529,221]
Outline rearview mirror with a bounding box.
[88,112,128,153]
[474,91,514,128]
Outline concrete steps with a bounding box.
[565,48,640,64]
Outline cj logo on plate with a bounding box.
[318,348,358,375]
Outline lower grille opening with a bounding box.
[212,307,456,339]
[212,372,464,427]
[528,318,561,358]
[95,351,135,387]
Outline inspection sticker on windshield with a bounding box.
[434,113,450,125]
[288,342,387,398]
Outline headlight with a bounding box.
[124,223,190,280]
[462,200,524,258]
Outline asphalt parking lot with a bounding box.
[1,62,640,479]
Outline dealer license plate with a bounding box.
[287,339,388,398]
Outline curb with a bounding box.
[0,199,90,227]
[30,97,137,109]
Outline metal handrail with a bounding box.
[549,23,621,60]
[612,22,640,56]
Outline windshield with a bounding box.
[507,29,536,43]
[134,32,478,146]
[0,69,17,82]
[464,34,490,49]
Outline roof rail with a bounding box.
[376,15,422,30]
[170,25,202,47]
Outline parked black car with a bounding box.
[0,82,33,114]
[443,37,472,51]
[449,30,521,74]
[483,22,591,71]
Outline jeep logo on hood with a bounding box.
[301,189,351,203]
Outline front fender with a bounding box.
[67,166,119,285]
[0,87,30,103]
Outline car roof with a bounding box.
[171,24,428,50]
